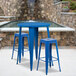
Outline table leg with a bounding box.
[47,27,50,38]
[29,28,34,71]
[34,28,38,60]
[17,27,22,64]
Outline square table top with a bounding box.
[18,22,51,27]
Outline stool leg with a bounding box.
[55,41,61,72]
[22,37,24,57]
[45,43,49,75]
[11,36,16,59]
[37,42,42,70]
[49,44,52,67]
[17,52,19,64]
[17,36,22,64]
[27,36,29,51]
[49,44,54,67]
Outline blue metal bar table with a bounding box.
[17,22,51,71]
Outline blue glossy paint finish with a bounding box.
[22,37,24,57]
[45,43,49,75]
[49,44,52,67]
[18,22,50,27]
[37,41,42,70]
[37,38,61,75]
[18,27,22,64]
[18,22,50,71]
[11,33,29,64]
[29,28,35,71]
[55,41,61,72]
[11,35,16,59]
[34,28,38,60]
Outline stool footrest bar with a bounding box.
[40,57,58,62]
[14,49,29,52]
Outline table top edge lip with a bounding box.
[17,22,51,27]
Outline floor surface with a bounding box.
[0,47,76,76]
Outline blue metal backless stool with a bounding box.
[37,38,61,75]
[11,33,29,59]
